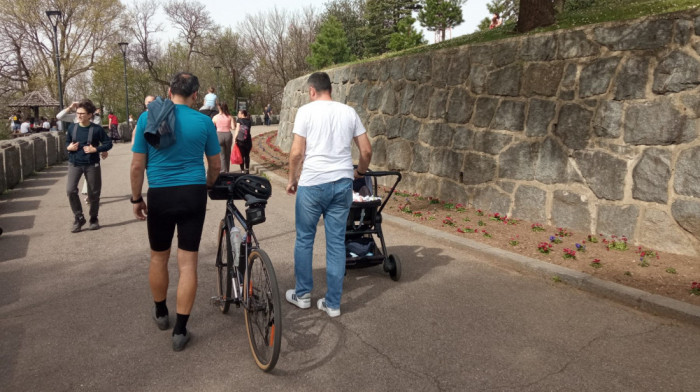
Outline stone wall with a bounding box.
[0,132,66,194]
[277,9,700,256]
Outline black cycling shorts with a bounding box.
[147,184,208,252]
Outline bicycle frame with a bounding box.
[222,198,261,308]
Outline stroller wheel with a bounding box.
[385,254,401,281]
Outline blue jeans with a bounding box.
[294,178,353,309]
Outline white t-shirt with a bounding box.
[293,100,366,187]
[20,122,30,133]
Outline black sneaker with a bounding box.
[71,216,87,233]
[88,219,100,231]
[172,331,191,352]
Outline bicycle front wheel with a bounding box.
[216,222,232,314]
[244,248,282,372]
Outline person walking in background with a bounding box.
[107,111,120,142]
[235,109,253,174]
[264,103,273,126]
[489,13,502,29]
[92,108,102,126]
[65,99,113,232]
[285,72,372,318]
[130,72,221,352]
[199,86,217,111]
[212,102,235,172]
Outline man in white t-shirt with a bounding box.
[285,72,372,318]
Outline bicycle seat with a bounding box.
[244,194,268,207]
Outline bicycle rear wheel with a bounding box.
[244,248,282,372]
[216,222,232,314]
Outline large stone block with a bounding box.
[2,144,21,188]
[453,126,475,150]
[579,57,620,98]
[672,199,700,239]
[404,54,432,83]
[535,137,568,184]
[493,41,519,67]
[513,185,547,222]
[632,148,671,204]
[462,152,497,185]
[15,139,34,179]
[386,139,413,171]
[491,100,526,132]
[469,65,489,94]
[411,143,431,173]
[379,88,398,115]
[399,83,416,115]
[561,63,577,90]
[446,87,474,124]
[429,89,448,119]
[347,82,367,105]
[389,57,405,81]
[419,122,453,147]
[551,190,591,233]
[674,19,693,46]
[399,117,421,141]
[522,63,564,97]
[640,208,697,256]
[439,180,469,205]
[498,141,538,180]
[674,146,700,197]
[446,48,470,86]
[486,64,522,97]
[429,148,463,180]
[593,101,623,138]
[470,44,493,65]
[614,56,649,100]
[414,175,440,200]
[652,50,700,94]
[593,19,673,51]
[525,99,556,137]
[371,137,387,167]
[368,115,386,138]
[624,99,696,145]
[431,52,452,88]
[366,85,383,111]
[597,204,638,238]
[554,103,593,150]
[471,97,499,128]
[411,85,433,118]
[32,136,47,171]
[473,131,512,155]
[472,186,511,215]
[556,30,600,59]
[574,150,626,200]
[520,34,557,61]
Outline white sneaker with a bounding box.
[285,290,310,309]
[317,299,340,318]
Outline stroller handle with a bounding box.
[353,167,402,215]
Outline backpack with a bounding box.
[238,121,250,141]
[144,96,176,149]
[70,123,96,147]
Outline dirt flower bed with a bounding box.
[252,131,700,306]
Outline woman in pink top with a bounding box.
[212,102,235,172]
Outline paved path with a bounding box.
[1,132,700,391]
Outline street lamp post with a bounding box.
[45,10,63,109]
[118,42,130,132]
[213,65,221,98]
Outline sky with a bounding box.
[124,0,493,45]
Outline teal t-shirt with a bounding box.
[132,104,221,188]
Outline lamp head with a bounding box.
[118,42,129,56]
[45,10,62,28]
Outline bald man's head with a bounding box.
[144,95,156,107]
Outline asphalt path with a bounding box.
[2,128,700,391]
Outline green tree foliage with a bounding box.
[388,16,426,51]
[307,16,354,70]
[364,0,420,56]
[478,0,519,31]
[323,0,369,59]
[417,0,465,42]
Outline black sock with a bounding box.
[155,300,168,318]
[173,313,189,336]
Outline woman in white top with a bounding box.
[212,102,235,172]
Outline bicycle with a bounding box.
[208,173,281,372]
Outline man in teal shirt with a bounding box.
[130,72,221,351]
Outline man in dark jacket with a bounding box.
[65,99,113,232]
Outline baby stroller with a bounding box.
[345,169,402,281]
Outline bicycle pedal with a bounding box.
[210,296,223,306]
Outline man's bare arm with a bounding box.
[205,154,222,188]
[287,134,306,195]
[353,133,372,177]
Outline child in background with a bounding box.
[199,86,218,111]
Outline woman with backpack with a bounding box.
[212,102,235,172]
[235,109,253,174]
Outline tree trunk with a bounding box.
[516,0,556,33]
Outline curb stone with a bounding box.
[251,159,700,327]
